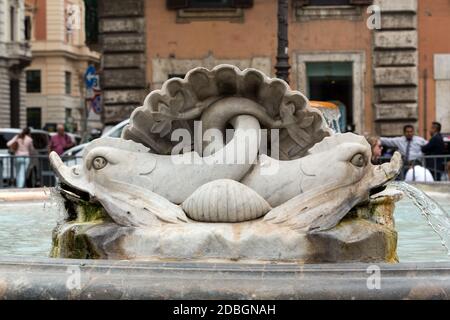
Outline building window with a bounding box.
[27,108,42,129]
[65,71,72,95]
[26,70,41,93]
[84,0,99,45]
[24,16,32,40]
[10,6,16,41]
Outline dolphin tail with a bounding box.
[95,181,189,227]
[263,184,359,233]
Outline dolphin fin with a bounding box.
[264,184,360,233]
[94,181,188,227]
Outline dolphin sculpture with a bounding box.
[50,64,402,236]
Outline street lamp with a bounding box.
[275,0,291,84]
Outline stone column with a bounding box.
[98,0,147,125]
[373,0,418,136]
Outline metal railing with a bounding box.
[379,154,450,182]
[0,155,82,188]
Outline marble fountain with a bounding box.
[0,65,449,299]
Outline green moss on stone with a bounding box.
[76,202,107,223]
[50,223,102,259]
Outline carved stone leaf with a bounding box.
[123,64,332,159]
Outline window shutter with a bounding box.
[349,0,373,5]
[166,0,190,10]
[232,0,254,8]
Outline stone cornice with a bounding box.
[30,41,100,62]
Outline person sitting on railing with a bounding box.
[422,122,445,181]
[6,128,35,188]
[405,160,434,183]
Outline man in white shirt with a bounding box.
[380,125,428,163]
[405,160,434,182]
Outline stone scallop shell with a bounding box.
[122,64,332,159]
[182,179,271,223]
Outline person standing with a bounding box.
[380,125,427,177]
[421,122,445,181]
[6,128,35,188]
[48,124,74,156]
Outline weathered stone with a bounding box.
[50,214,397,263]
[99,0,144,18]
[374,31,417,49]
[176,8,244,23]
[374,50,417,67]
[381,13,416,30]
[101,34,146,53]
[374,0,417,13]
[294,5,363,22]
[374,67,418,85]
[377,121,418,136]
[100,18,145,34]
[374,103,418,120]
[2,256,450,299]
[49,65,403,264]
[102,69,146,88]
[103,53,146,69]
[377,87,418,102]
[103,89,148,105]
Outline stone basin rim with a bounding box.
[1,256,450,272]
[1,257,450,299]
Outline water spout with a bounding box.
[390,181,450,255]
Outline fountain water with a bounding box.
[390,181,450,255]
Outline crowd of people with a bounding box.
[366,121,448,182]
[6,124,74,188]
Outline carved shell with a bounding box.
[182,179,271,223]
[122,64,332,159]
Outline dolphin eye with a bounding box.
[92,156,108,170]
[350,153,365,167]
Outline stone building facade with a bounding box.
[93,0,449,137]
[0,0,31,128]
[24,0,100,132]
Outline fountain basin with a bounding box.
[0,256,449,299]
[0,186,449,299]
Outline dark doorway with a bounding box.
[307,62,354,132]
[27,107,42,129]
[10,79,20,128]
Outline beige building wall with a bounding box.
[0,0,31,128]
[25,0,100,132]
